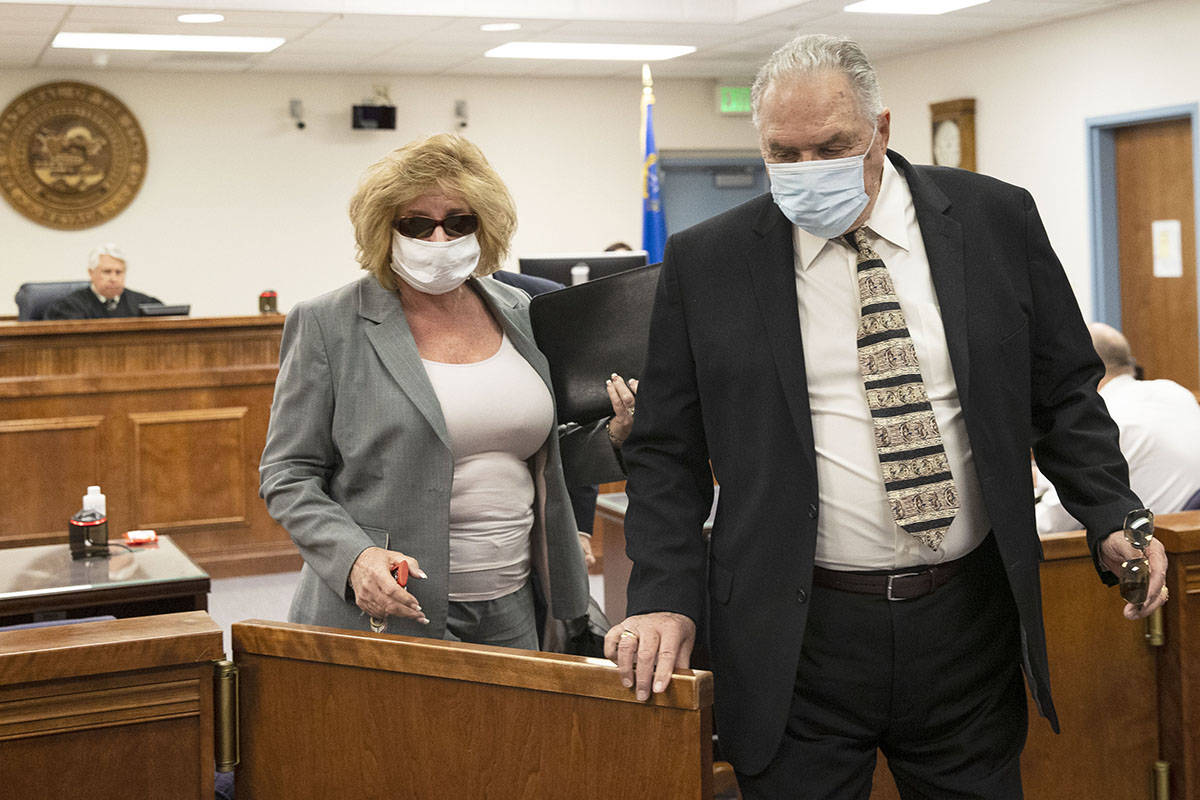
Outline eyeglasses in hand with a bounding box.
[1119,508,1155,607]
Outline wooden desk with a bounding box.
[0,612,224,800]
[597,500,1200,799]
[0,534,209,626]
[0,315,297,577]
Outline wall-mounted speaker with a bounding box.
[352,105,396,130]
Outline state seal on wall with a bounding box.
[0,81,147,230]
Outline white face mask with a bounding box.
[390,231,481,295]
[766,125,878,239]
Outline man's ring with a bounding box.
[620,629,638,639]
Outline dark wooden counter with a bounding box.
[0,315,297,577]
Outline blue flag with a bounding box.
[641,65,666,264]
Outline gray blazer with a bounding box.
[259,274,590,639]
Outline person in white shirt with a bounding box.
[1036,322,1200,532]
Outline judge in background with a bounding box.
[45,243,161,319]
[260,134,617,650]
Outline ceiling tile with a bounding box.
[0,0,1155,79]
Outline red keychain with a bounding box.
[370,561,410,632]
[391,560,409,588]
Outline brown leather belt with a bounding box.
[812,556,968,601]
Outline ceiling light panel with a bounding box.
[52,32,286,53]
[844,0,991,14]
[485,42,696,60]
[177,13,224,23]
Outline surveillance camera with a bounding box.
[289,98,306,131]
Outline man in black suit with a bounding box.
[605,34,1168,798]
[45,243,161,319]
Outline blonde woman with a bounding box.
[260,134,602,649]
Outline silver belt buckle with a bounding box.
[886,571,923,601]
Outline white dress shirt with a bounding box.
[793,158,988,570]
[92,287,121,308]
[1036,374,1200,532]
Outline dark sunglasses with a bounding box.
[392,213,479,239]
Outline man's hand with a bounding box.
[577,533,596,570]
[1098,530,1169,620]
[604,612,695,701]
[349,546,428,625]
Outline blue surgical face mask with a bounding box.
[766,125,878,239]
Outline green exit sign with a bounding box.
[718,85,752,115]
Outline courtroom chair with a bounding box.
[14,280,90,320]
[1182,487,1200,511]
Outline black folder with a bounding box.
[529,263,661,423]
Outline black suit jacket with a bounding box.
[622,150,1141,775]
[45,287,162,319]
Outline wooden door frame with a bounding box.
[1087,104,1200,337]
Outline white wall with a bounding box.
[876,0,1200,320]
[3,0,1197,319]
[0,71,757,316]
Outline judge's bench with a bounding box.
[0,315,296,577]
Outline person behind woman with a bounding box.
[259,133,594,650]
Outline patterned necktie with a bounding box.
[105,298,118,312]
[846,227,957,550]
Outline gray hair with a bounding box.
[751,34,884,126]
[88,243,126,270]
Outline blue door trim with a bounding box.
[1087,104,1200,332]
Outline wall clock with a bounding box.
[930,98,975,171]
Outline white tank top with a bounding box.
[422,333,554,601]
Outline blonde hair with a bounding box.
[349,134,517,290]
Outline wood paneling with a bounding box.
[0,415,102,538]
[129,407,247,530]
[1018,531,1157,799]
[1153,513,1200,800]
[233,619,713,799]
[0,316,299,576]
[0,612,222,800]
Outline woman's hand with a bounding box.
[349,546,429,625]
[605,374,639,448]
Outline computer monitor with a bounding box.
[517,251,648,286]
[138,303,191,317]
